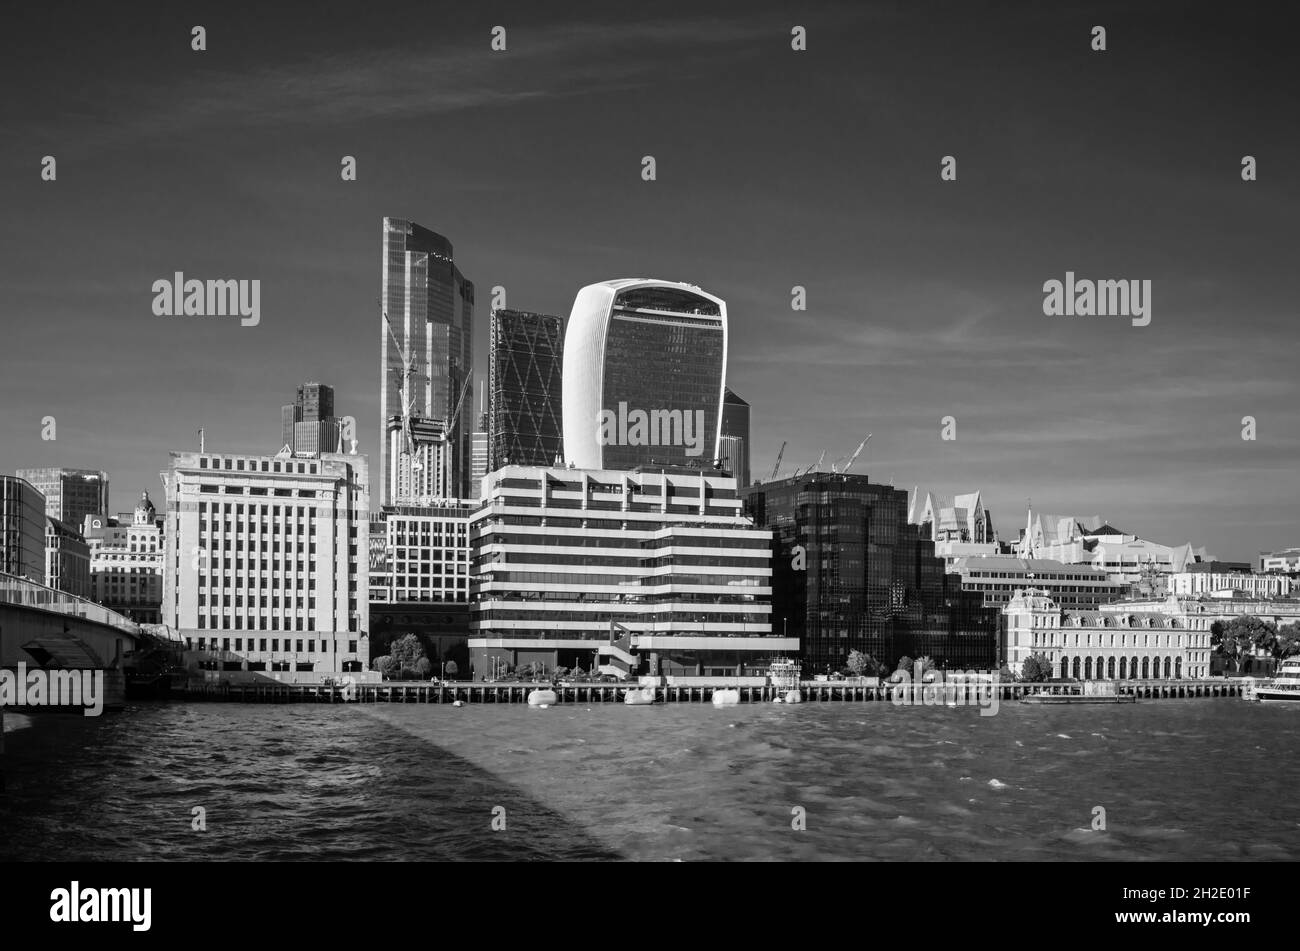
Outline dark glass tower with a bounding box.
[720,386,751,486]
[743,473,999,673]
[489,309,565,470]
[380,218,475,503]
[280,382,340,454]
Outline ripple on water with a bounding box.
[1,701,1297,861]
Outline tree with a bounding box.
[847,650,868,678]
[998,664,1015,683]
[896,655,913,673]
[390,633,427,672]
[1214,615,1278,674]
[444,659,459,678]
[915,655,936,676]
[1021,653,1052,683]
[414,657,432,678]
[553,666,569,679]
[373,655,396,677]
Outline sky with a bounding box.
[1,0,1296,562]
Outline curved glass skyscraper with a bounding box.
[562,279,727,471]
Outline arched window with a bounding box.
[1072,657,1081,679]
[1107,656,1116,679]
[1163,657,1172,679]
[1119,656,1128,679]
[1175,657,1182,678]
[1141,657,1150,678]
[1084,657,1093,679]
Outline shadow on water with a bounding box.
[0,703,621,861]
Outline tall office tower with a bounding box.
[380,218,475,505]
[562,280,726,472]
[280,382,342,455]
[469,465,797,679]
[743,473,999,673]
[720,386,751,487]
[16,467,109,527]
[160,449,370,679]
[489,308,565,471]
[1,475,48,583]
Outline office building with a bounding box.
[471,405,489,500]
[369,501,474,669]
[1004,588,1213,680]
[16,467,109,528]
[469,465,795,678]
[563,279,726,472]
[1169,565,1291,599]
[44,516,91,599]
[82,491,166,623]
[280,382,342,455]
[380,218,475,504]
[1259,548,1300,573]
[951,555,1123,610]
[1,475,46,583]
[743,473,999,672]
[160,449,370,679]
[720,387,751,487]
[489,308,565,472]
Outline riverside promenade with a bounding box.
[173,678,1246,705]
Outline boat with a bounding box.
[784,689,802,704]
[1021,681,1135,704]
[1021,692,1136,705]
[712,688,741,705]
[527,688,558,707]
[1255,658,1300,702]
[623,686,656,705]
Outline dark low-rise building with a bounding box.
[743,472,999,673]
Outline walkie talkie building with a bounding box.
[562,279,727,472]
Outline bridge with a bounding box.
[0,572,141,711]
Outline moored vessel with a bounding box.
[1255,658,1300,702]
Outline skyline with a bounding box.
[2,1,1297,561]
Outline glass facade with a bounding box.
[15,467,109,527]
[720,387,751,487]
[489,309,564,470]
[1,475,48,584]
[380,219,474,502]
[600,290,724,470]
[743,473,999,673]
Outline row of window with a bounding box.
[187,636,356,653]
[197,457,320,474]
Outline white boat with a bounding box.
[1255,658,1300,702]
[712,688,741,705]
[784,689,802,704]
[623,686,656,705]
[527,688,558,707]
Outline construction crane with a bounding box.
[383,311,422,465]
[768,441,787,481]
[834,435,871,475]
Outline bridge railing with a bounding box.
[0,571,141,637]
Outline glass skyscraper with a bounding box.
[280,381,341,455]
[562,280,726,472]
[489,308,564,471]
[15,467,109,527]
[720,386,751,487]
[380,218,475,504]
[743,473,999,673]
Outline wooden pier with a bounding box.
[172,678,1247,705]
